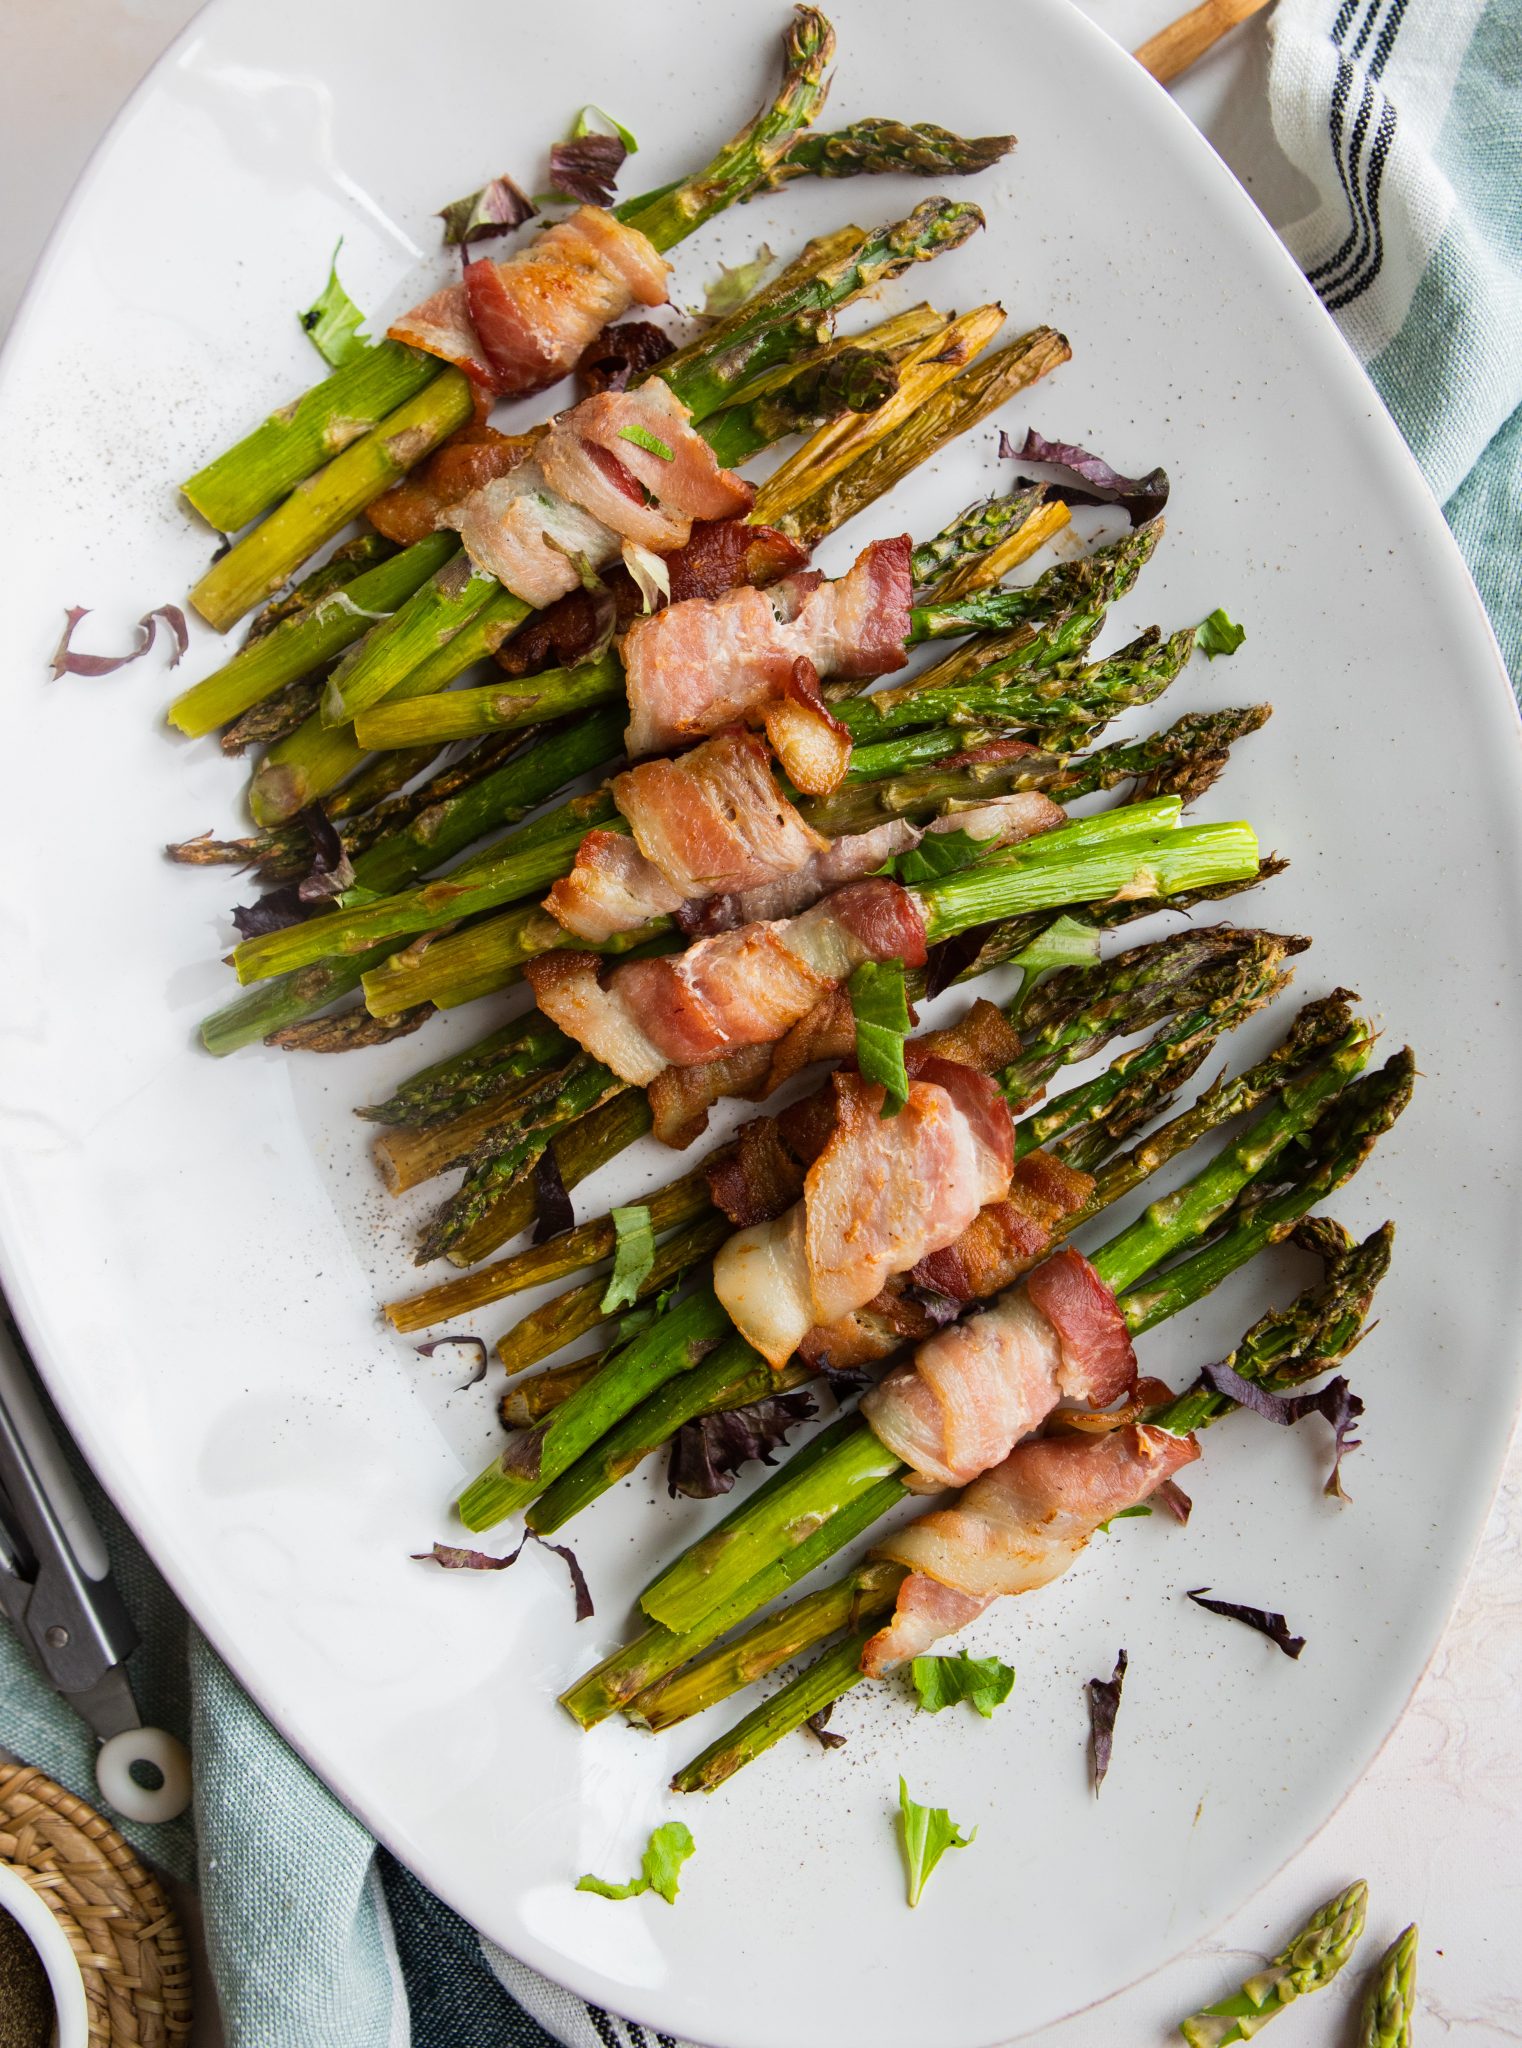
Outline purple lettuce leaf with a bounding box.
[51,603,188,679]
[412,1528,592,1619]
[547,133,627,207]
[666,1389,819,1500]
[438,173,537,247]
[1001,429,1169,528]
[1198,1359,1365,1502]
[806,1703,848,1751]
[1085,1647,1128,1794]
[532,1146,575,1244]
[414,1334,490,1390]
[1186,1587,1305,1659]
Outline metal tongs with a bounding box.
[0,1303,191,1821]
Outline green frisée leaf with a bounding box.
[601,1205,655,1313]
[1096,1504,1152,1535]
[618,423,674,461]
[299,243,370,367]
[897,1778,975,1906]
[888,827,984,886]
[577,1822,694,1904]
[699,244,777,320]
[1008,914,1102,975]
[572,103,639,153]
[1197,608,1246,659]
[910,1652,1016,1718]
[848,960,912,1117]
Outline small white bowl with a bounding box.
[0,1858,89,2048]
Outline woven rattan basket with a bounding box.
[0,1765,192,2047]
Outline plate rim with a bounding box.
[1,1,1519,2041]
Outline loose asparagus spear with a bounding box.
[775,118,1015,184]
[1179,1882,1369,2046]
[1354,1923,1418,2048]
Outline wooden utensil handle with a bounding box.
[1134,0,1273,84]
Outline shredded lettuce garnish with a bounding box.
[618,423,674,461]
[897,1778,975,1906]
[848,959,912,1117]
[699,245,777,321]
[887,826,983,886]
[577,1822,694,1904]
[1085,1648,1128,1793]
[299,243,371,367]
[572,104,639,153]
[437,174,537,247]
[601,1204,655,1312]
[910,1652,1015,1718]
[1197,608,1247,659]
[1096,1503,1153,1534]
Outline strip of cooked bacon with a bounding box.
[449,383,752,596]
[799,1149,1094,1371]
[862,1425,1202,1674]
[367,423,541,546]
[442,461,620,610]
[861,1247,1137,1490]
[644,966,1031,1153]
[389,207,668,396]
[545,731,827,943]
[695,789,1066,934]
[547,736,1065,946]
[526,876,927,1086]
[621,536,914,783]
[713,1062,1015,1369]
[493,519,810,679]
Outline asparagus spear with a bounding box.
[759,327,1072,547]
[357,1012,572,1127]
[1354,1924,1418,2048]
[693,344,901,469]
[560,1474,911,1728]
[168,531,457,737]
[349,652,623,752]
[660,198,986,419]
[633,1563,904,1732]
[909,484,1046,597]
[1179,1882,1369,2046]
[182,344,444,536]
[776,119,1014,183]
[189,373,479,630]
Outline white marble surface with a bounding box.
[1,2,1517,2041]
